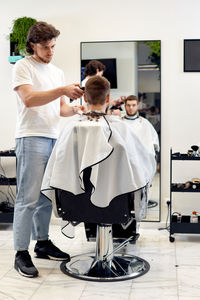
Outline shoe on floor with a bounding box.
[34,239,70,261]
[14,250,38,278]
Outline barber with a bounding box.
[12,21,84,278]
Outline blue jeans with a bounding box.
[13,137,56,251]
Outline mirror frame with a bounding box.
[80,40,161,222]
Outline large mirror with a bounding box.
[80,40,161,221]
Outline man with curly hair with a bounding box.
[82,60,106,87]
[12,21,84,277]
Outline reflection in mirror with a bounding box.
[81,41,161,221]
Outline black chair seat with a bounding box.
[55,188,134,224]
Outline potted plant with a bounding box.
[8,16,37,63]
[143,41,160,69]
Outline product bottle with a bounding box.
[177,213,182,223]
[190,211,198,223]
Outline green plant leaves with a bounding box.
[10,17,37,55]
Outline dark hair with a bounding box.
[84,60,106,78]
[150,106,156,113]
[26,21,60,54]
[125,95,139,105]
[85,76,110,105]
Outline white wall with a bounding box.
[1,0,200,221]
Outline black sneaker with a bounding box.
[14,250,38,278]
[34,240,70,261]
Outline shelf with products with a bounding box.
[0,150,16,223]
[169,148,200,242]
[171,153,200,160]
[0,212,14,223]
[171,186,200,192]
[0,177,16,186]
[170,215,200,235]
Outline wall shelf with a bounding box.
[0,212,13,223]
[169,149,200,242]
[171,186,200,193]
[172,154,200,160]
[0,151,16,223]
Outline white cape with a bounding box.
[123,116,159,155]
[41,115,156,233]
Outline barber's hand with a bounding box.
[112,109,121,116]
[110,97,126,108]
[110,98,122,106]
[107,108,121,116]
[64,84,84,100]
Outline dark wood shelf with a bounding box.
[0,212,13,223]
[0,151,15,157]
[169,149,200,241]
[0,178,16,185]
[171,186,200,193]
[171,222,200,234]
[0,151,16,223]
[171,215,200,234]
[172,153,200,160]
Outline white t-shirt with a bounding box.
[12,56,65,139]
[81,77,88,88]
[81,77,88,105]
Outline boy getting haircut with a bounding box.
[85,76,110,105]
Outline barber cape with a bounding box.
[41,114,156,235]
[122,115,160,155]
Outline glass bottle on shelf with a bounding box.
[177,213,182,223]
[190,211,198,223]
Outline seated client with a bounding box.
[41,76,156,231]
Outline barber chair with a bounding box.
[84,221,139,244]
[55,167,150,282]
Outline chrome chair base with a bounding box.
[60,253,150,282]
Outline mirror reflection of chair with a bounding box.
[55,167,150,282]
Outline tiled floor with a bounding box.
[0,222,200,300]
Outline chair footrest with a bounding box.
[60,253,150,282]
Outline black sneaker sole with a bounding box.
[34,251,70,262]
[14,262,38,278]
